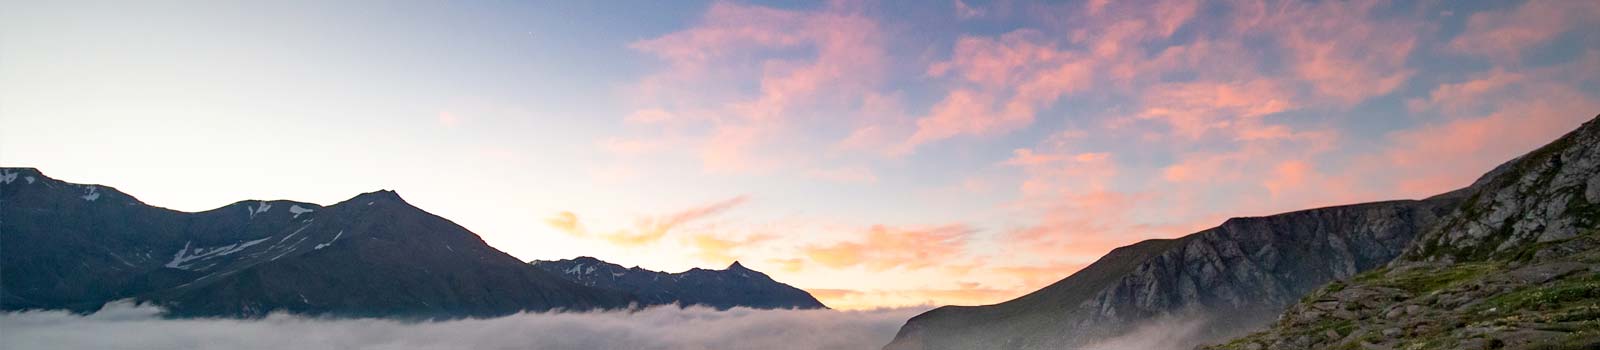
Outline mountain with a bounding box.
[0,168,634,318]
[885,196,1462,350]
[886,114,1600,350]
[532,257,827,310]
[1205,115,1600,349]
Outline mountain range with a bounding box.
[886,114,1600,349]
[0,169,822,318]
[532,257,825,310]
[5,114,1596,348]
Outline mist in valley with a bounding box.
[1,302,928,350]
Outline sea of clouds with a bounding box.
[0,302,928,350]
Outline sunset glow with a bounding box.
[3,0,1597,310]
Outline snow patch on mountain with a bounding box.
[289,205,314,218]
[163,238,272,270]
[80,186,100,201]
[314,230,343,250]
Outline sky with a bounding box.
[2,0,1598,310]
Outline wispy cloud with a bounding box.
[803,224,974,271]
[548,196,751,247]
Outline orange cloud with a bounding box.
[767,258,805,273]
[806,285,1019,310]
[804,224,974,271]
[689,233,774,264]
[548,195,751,247]
[546,211,583,236]
[991,262,1090,292]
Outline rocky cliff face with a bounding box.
[886,196,1461,350]
[1205,115,1600,350]
[0,168,634,318]
[1403,115,1600,264]
[532,257,827,310]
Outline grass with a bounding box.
[1367,262,1501,295]
[1483,273,1600,312]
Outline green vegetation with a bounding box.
[1367,262,1500,295]
[1484,274,1600,312]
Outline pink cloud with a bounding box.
[953,0,983,20]
[806,166,879,184]
[600,137,666,156]
[625,109,675,124]
[1261,160,1311,197]
[625,2,887,173]
[1265,0,1419,104]
[1365,52,1600,197]
[901,31,1095,153]
[1449,1,1600,62]
[900,89,1008,152]
[1375,88,1599,197]
[582,1,1600,311]
[1406,69,1525,114]
[437,112,462,127]
[1135,79,1295,139]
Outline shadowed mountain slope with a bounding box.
[0,168,633,318]
[532,256,826,310]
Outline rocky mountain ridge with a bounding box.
[0,168,822,318]
[888,116,1600,350]
[886,196,1461,350]
[532,256,826,310]
[1204,115,1600,349]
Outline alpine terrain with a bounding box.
[1205,116,1600,349]
[533,256,826,309]
[886,114,1600,350]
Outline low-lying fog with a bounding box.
[1,302,928,350]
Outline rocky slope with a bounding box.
[1204,115,1600,349]
[532,257,826,310]
[886,195,1463,349]
[0,168,634,318]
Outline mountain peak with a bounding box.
[0,167,44,185]
[348,189,406,205]
[727,261,749,271]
